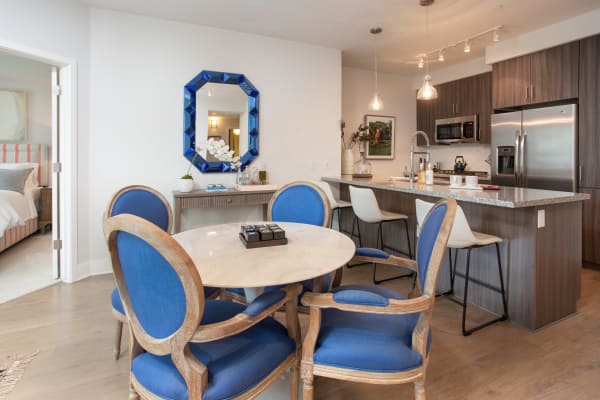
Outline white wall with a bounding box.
[342,67,415,178]
[87,9,341,273]
[0,52,52,145]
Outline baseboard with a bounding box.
[70,257,111,283]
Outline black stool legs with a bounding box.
[459,242,508,336]
[372,220,414,284]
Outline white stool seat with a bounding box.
[333,199,352,209]
[381,210,409,222]
[449,231,502,249]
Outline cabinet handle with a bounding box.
[530,85,534,100]
[455,103,458,114]
[525,86,528,100]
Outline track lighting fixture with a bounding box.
[418,57,425,68]
[464,40,471,53]
[493,29,500,42]
[438,50,445,62]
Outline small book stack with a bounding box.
[205,184,228,192]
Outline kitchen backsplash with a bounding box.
[420,143,491,175]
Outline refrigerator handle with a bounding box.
[515,130,521,186]
[520,131,527,187]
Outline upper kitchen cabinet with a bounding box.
[492,41,579,109]
[416,72,491,144]
[579,34,600,189]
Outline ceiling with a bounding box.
[79,0,600,74]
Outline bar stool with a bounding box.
[349,185,413,284]
[313,180,352,230]
[415,199,508,336]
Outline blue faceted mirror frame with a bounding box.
[183,70,259,172]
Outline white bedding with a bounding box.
[0,188,38,236]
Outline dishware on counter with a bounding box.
[425,163,434,185]
[465,175,478,187]
[449,175,463,186]
[453,155,468,173]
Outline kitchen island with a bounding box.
[324,176,590,330]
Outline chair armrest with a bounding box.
[351,254,418,273]
[301,291,433,315]
[191,284,302,343]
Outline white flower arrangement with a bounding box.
[197,138,242,170]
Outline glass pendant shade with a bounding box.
[369,92,383,111]
[417,74,438,100]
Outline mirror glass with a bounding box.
[196,83,248,162]
[183,70,259,173]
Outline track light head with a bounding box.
[493,29,500,42]
[418,57,424,68]
[464,40,471,53]
[438,50,445,61]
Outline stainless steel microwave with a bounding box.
[435,115,479,144]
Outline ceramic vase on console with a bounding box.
[352,142,372,177]
[341,149,354,175]
[178,178,194,192]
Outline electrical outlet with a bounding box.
[537,209,545,228]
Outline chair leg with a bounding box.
[414,378,426,400]
[496,243,509,319]
[461,248,473,336]
[114,320,123,360]
[462,244,509,336]
[436,248,455,297]
[373,222,413,285]
[356,217,362,247]
[403,218,413,259]
[337,207,343,233]
[302,375,314,400]
[290,362,299,400]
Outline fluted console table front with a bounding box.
[172,189,276,233]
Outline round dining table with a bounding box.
[173,222,356,291]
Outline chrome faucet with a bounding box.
[409,131,430,183]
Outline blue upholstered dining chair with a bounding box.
[105,185,219,360]
[104,214,302,400]
[300,198,457,400]
[225,181,334,304]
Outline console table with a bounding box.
[172,189,276,233]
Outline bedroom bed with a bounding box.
[0,143,49,253]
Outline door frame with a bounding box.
[0,38,77,282]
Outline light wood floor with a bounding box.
[1,264,599,399]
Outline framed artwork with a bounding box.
[0,91,27,142]
[365,114,394,159]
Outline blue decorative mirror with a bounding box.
[183,70,259,172]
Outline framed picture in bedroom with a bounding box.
[364,114,395,159]
[0,91,27,142]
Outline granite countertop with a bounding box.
[322,176,590,208]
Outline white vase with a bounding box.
[341,149,354,175]
[178,178,194,192]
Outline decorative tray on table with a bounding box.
[239,224,288,249]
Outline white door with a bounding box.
[51,66,60,279]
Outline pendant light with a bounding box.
[369,27,383,111]
[417,0,438,100]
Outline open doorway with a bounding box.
[0,44,73,301]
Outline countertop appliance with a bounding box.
[491,103,576,192]
[435,115,479,144]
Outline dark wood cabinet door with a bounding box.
[436,80,456,118]
[530,41,579,104]
[416,96,436,146]
[579,35,600,188]
[475,72,492,144]
[582,188,600,265]
[492,55,530,109]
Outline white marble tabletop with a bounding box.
[323,176,590,208]
[173,222,356,288]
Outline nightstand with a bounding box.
[39,186,52,233]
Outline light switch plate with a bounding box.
[537,209,545,228]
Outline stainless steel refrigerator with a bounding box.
[491,104,577,192]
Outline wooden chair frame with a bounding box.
[105,214,302,400]
[300,199,457,400]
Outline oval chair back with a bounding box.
[268,181,331,227]
[415,199,477,248]
[104,214,204,355]
[415,199,458,294]
[105,185,173,234]
[348,185,383,223]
